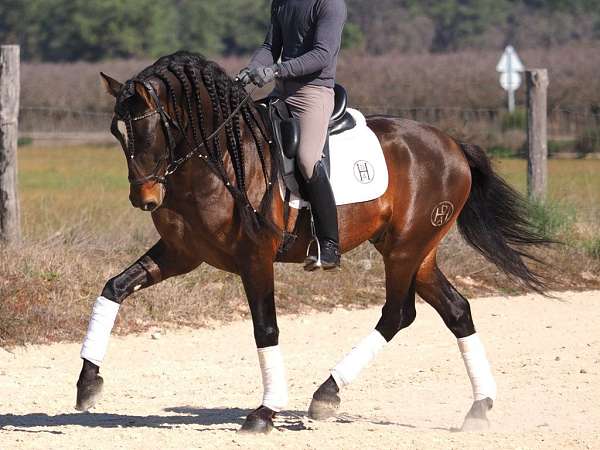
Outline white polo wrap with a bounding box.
[80,296,120,366]
[331,330,387,388]
[257,345,288,412]
[458,333,497,401]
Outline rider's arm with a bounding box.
[249,21,283,70]
[277,0,346,79]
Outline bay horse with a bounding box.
[76,52,550,434]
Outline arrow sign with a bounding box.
[500,72,522,91]
[497,45,525,112]
[496,45,524,73]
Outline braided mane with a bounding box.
[118,51,278,241]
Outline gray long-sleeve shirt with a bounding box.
[249,0,347,88]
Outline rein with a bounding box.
[120,79,258,187]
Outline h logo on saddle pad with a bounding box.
[353,160,375,184]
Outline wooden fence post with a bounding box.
[0,45,21,243]
[526,69,549,202]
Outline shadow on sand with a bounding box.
[0,407,307,433]
[0,406,439,433]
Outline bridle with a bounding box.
[117,77,258,187]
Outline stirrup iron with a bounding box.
[304,209,322,271]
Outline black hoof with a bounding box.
[239,406,276,434]
[461,397,493,431]
[308,376,341,420]
[76,375,104,412]
[308,398,340,420]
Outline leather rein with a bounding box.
[118,78,258,187]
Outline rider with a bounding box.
[238,0,347,271]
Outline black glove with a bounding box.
[236,68,252,85]
[248,64,280,87]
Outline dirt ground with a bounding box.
[1,290,599,449]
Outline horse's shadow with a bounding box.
[0,407,306,433]
[0,406,433,433]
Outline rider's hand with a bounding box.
[236,67,252,85]
[248,65,280,87]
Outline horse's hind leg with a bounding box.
[309,253,419,420]
[416,251,496,431]
[76,239,201,411]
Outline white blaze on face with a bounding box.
[117,120,129,147]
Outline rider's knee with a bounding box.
[298,159,314,181]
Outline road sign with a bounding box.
[496,45,524,74]
[497,45,525,112]
[500,72,522,91]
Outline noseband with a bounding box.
[117,78,257,187]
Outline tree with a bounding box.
[4,0,179,61]
[219,0,272,55]
[412,0,512,51]
[175,0,226,56]
[3,0,600,61]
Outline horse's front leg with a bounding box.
[75,239,201,411]
[237,258,287,434]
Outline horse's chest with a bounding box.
[152,204,238,273]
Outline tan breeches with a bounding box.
[275,81,335,179]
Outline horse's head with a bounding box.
[99,52,276,241]
[101,72,178,212]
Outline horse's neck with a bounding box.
[173,108,273,195]
[241,112,275,204]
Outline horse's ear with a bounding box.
[100,72,123,98]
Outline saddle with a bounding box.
[256,84,356,196]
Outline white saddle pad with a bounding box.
[282,108,388,209]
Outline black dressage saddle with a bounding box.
[256,84,356,194]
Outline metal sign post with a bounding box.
[497,46,525,112]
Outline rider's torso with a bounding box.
[274,0,321,61]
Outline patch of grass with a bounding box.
[527,200,576,240]
[548,139,575,156]
[18,145,132,237]
[582,238,600,260]
[501,108,527,131]
[517,139,577,158]
[575,128,600,156]
[18,137,33,147]
[488,146,517,158]
[495,159,600,209]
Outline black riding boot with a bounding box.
[303,161,341,271]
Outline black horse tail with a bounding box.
[457,142,553,294]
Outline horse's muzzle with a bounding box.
[129,182,165,212]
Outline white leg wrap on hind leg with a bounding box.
[258,346,288,412]
[80,296,120,366]
[458,333,497,401]
[331,330,387,388]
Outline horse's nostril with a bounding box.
[143,202,158,212]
